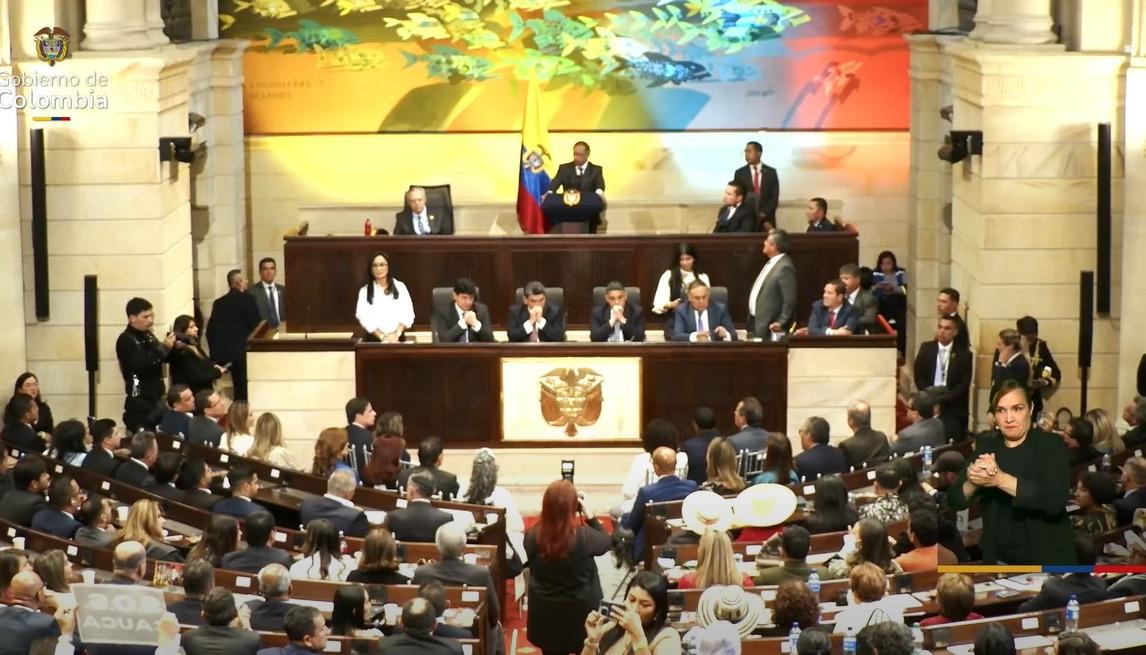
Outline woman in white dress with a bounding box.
[224,400,253,455]
[290,518,357,582]
[247,412,299,470]
[355,253,415,342]
[652,243,711,316]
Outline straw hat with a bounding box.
[681,490,734,535]
[731,483,798,528]
[696,585,764,639]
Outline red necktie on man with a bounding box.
[753,166,761,195]
[829,310,837,329]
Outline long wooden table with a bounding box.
[283,233,859,332]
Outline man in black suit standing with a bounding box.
[180,588,262,655]
[344,397,376,478]
[838,401,890,469]
[412,522,500,638]
[83,419,123,478]
[0,456,50,526]
[913,315,973,437]
[116,431,159,489]
[507,281,566,343]
[590,281,646,342]
[805,197,837,232]
[794,417,848,481]
[728,397,768,453]
[680,407,720,485]
[547,141,606,233]
[733,141,779,230]
[387,470,453,544]
[712,180,757,233]
[992,328,1030,400]
[116,297,175,432]
[187,390,226,448]
[435,278,494,343]
[221,513,294,575]
[397,437,460,500]
[394,186,454,236]
[748,230,798,338]
[206,269,261,401]
[937,288,970,350]
[249,257,286,328]
[31,475,84,539]
[299,469,370,537]
[671,280,737,342]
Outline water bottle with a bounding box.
[912,622,924,654]
[1065,594,1079,633]
[807,570,821,594]
[1102,452,1112,471]
[339,530,348,556]
[787,623,801,652]
[843,626,857,655]
[922,444,933,470]
[363,218,373,236]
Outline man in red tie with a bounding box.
[733,141,780,230]
[796,279,858,336]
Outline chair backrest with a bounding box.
[404,184,454,218]
[710,285,729,308]
[591,286,642,310]
[736,449,766,478]
[515,286,565,312]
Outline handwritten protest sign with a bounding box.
[73,583,166,646]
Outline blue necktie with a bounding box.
[417,213,429,235]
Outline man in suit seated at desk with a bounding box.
[590,281,646,342]
[793,417,848,481]
[159,384,194,438]
[299,468,370,537]
[386,470,454,544]
[0,572,63,653]
[795,279,859,337]
[546,141,606,233]
[187,389,226,448]
[892,390,946,456]
[176,457,224,511]
[116,431,158,489]
[83,419,123,478]
[222,512,294,575]
[805,197,837,232]
[672,280,737,342]
[712,180,756,233]
[31,475,84,539]
[214,468,263,518]
[435,278,494,343]
[380,598,466,655]
[412,522,500,635]
[181,588,262,655]
[0,456,50,527]
[507,281,566,343]
[622,447,698,558]
[397,436,461,500]
[394,186,453,236]
[245,564,295,632]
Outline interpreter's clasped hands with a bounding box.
[967,453,1001,487]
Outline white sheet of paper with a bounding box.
[973,581,1005,593]
[806,552,834,565]
[1089,627,1146,650]
[883,593,923,609]
[996,573,1047,592]
[365,510,387,525]
[1013,635,1053,649]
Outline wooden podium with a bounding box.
[542,192,604,233]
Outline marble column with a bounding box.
[144,0,170,46]
[82,0,152,51]
[946,41,1126,425]
[970,0,1057,45]
[0,63,28,383]
[1119,2,1146,406]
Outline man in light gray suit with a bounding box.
[840,264,878,334]
[249,257,286,328]
[892,389,947,456]
[747,229,798,338]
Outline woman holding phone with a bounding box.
[582,571,681,655]
[168,314,225,394]
[525,480,612,655]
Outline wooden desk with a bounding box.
[283,233,859,332]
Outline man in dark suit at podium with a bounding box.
[712,180,757,233]
[546,141,606,233]
[733,141,779,229]
[806,198,837,232]
[394,186,454,236]
[590,281,646,342]
[507,281,566,342]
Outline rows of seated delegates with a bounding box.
[3,341,1146,654]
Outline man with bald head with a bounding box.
[298,468,370,537]
[379,598,464,655]
[622,446,698,559]
[0,571,66,654]
[413,523,500,632]
[109,540,149,585]
[838,400,890,469]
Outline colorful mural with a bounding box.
[222,0,927,133]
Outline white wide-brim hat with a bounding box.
[682,490,734,535]
[732,483,798,528]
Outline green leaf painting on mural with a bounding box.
[262,19,361,51]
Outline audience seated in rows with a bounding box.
[413,523,500,627]
[838,400,890,470]
[728,398,768,455]
[680,407,721,486]
[52,419,89,467]
[920,573,982,627]
[182,587,262,655]
[832,562,904,634]
[30,474,83,539]
[291,518,357,582]
[794,417,847,481]
[331,584,384,642]
[1071,470,1119,535]
[300,468,369,538]
[753,432,799,485]
[168,559,215,626]
[623,447,698,559]
[216,467,263,518]
[397,436,460,500]
[1,393,46,455]
[117,431,159,488]
[187,389,227,449]
[700,438,747,496]
[83,419,122,478]
[177,457,224,511]
[1017,536,1107,612]
[754,525,828,585]
[74,493,116,547]
[188,514,241,567]
[803,476,859,535]
[894,509,956,572]
[347,527,410,585]
[827,518,902,579]
[246,563,294,632]
[678,529,752,590]
[247,411,299,470]
[0,456,50,527]
[619,420,690,515]
[221,510,294,574]
[159,384,194,438]
[893,390,945,456]
[311,427,357,482]
[362,410,410,488]
[1114,456,1146,526]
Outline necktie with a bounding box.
[753,166,760,194]
[697,311,707,333]
[936,347,948,385]
[725,206,735,223]
[530,323,540,342]
[461,312,469,343]
[829,310,836,329]
[266,286,279,327]
[577,166,584,177]
[417,213,429,235]
[612,321,623,343]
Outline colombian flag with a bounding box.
[516,78,552,235]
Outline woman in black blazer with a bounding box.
[168,315,224,394]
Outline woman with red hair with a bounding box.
[525,480,612,655]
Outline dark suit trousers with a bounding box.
[230,356,249,401]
